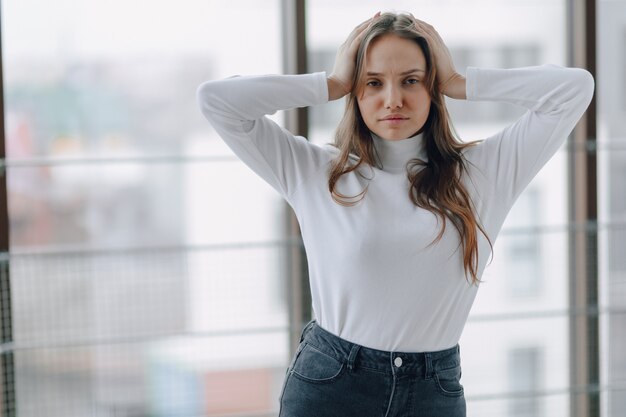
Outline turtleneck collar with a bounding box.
[370,130,428,173]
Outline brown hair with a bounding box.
[327,12,493,285]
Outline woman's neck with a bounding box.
[370,131,427,173]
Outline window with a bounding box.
[3,1,618,416]
[505,188,542,298]
[508,346,544,417]
[598,1,626,415]
[2,1,290,415]
[306,1,575,416]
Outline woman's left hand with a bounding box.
[409,15,466,99]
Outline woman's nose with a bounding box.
[384,86,403,109]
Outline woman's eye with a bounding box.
[406,78,420,84]
[366,80,381,87]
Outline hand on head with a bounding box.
[327,12,382,100]
[327,12,464,101]
[408,14,463,96]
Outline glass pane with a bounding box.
[3,0,289,415]
[2,0,283,159]
[307,1,569,416]
[598,0,626,415]
[7,161,286,249]
[11,246,290,416]
[11,247,288,344]
[462,317,569,417]
[468,393,570,417]
[472,229,569,315]
[15,335,288,417]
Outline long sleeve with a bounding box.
[463,64,595,211]
[196,72,330,201]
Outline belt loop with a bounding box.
[424,352,433,379]
[347,344,361,371]
[299,319,316,343]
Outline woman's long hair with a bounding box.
[328,12,493,285]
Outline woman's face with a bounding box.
[356,34,431,141]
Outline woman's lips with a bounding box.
[381,118,408,125]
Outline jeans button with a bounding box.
[394,357,403,367]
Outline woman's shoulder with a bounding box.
[458,136,492,182]
[314,142,361,166]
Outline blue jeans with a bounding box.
[278,320,466,417]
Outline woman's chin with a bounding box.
[375,130,409,141]
[371,125,424,141]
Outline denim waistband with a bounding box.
[297,319,461,378]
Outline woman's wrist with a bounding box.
[327,76,349,101]
[440,73,466,100]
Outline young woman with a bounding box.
[196,11,594,417]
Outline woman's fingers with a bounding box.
[409,14,438,42]
[411,17,437,41]
[349,14,377,39]
[346,12,381,44]
[409,14,459,95]
[328,12,382,99]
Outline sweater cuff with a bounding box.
[465,66,479,101]
[314,71,330,104]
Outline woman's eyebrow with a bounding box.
[366,69,426,76]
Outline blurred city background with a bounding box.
[0,0,624,416]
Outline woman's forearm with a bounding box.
[327,76,349,101]
[197,73,329,122]
[442,74,466,100]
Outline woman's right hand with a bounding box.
[327,12,382,101]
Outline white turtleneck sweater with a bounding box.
[196,65,594,352]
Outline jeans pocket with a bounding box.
[290,343,346,384]
[285,340,306,373]
[433,365,465,397]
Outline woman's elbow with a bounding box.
[196,80,225,120]
[570,68,595,106]
[196,78,247,127]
